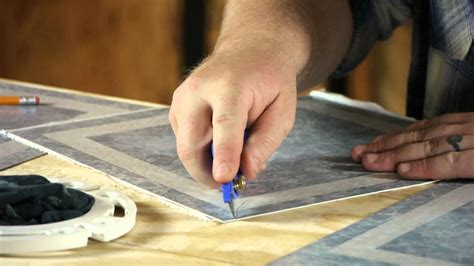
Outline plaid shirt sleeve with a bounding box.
[331,0,413,78]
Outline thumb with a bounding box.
[241,92,296,179]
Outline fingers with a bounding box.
[361,135,474,171]
[241,92,296,179]
[409,112,474,129]
[351,113,474,180]
[174,95,218,188]
[397,149,474,180]
[171,57,297,186]
[351,144,368,161]
[373,112,474,143]
[352,121,474,160]
[210,92,250,183]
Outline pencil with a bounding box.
[0,96,40,105]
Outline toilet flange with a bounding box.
[0,179,137,254]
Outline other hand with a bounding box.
[352,112,474,180]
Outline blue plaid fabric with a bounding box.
[332,0,474,119]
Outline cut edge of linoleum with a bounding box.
[0,130,47,170]
[224,180,435,223]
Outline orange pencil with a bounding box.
[0,96,40,105]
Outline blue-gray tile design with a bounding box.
[0,80,148,130]
[380,200,474,264]
[11,96,426,221]
[0,133,45,170]
[0,105,85,131]
[272,181,474,265]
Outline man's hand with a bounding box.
[352,113,474,180]
[169,53,298,188]
[169,0,352,187]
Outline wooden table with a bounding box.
[0,87,432,265]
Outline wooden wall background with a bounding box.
[0,0,411,115]
[0,0,182,104]
[347,22,412,115]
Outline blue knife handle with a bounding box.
[222,175,239,203]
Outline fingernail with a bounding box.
[372,136,382,143]
[365,154,379,164]
[398,163,411,173]
[215,163,231,179]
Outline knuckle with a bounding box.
[213,113,244,127]
[174,76,202,97]
[213,113,234,124]
[168,109,175,123]
[171,90,181,104]
[443,152,462,179]
[423,140,438,158]
[182,75,201,91]
[168,115,178,134]
[368,140,384,152]
[176,144,196,162]
[380,151,395,161]
[408,129,425,143]
[446,152,462,168]
[212,76,237,89]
